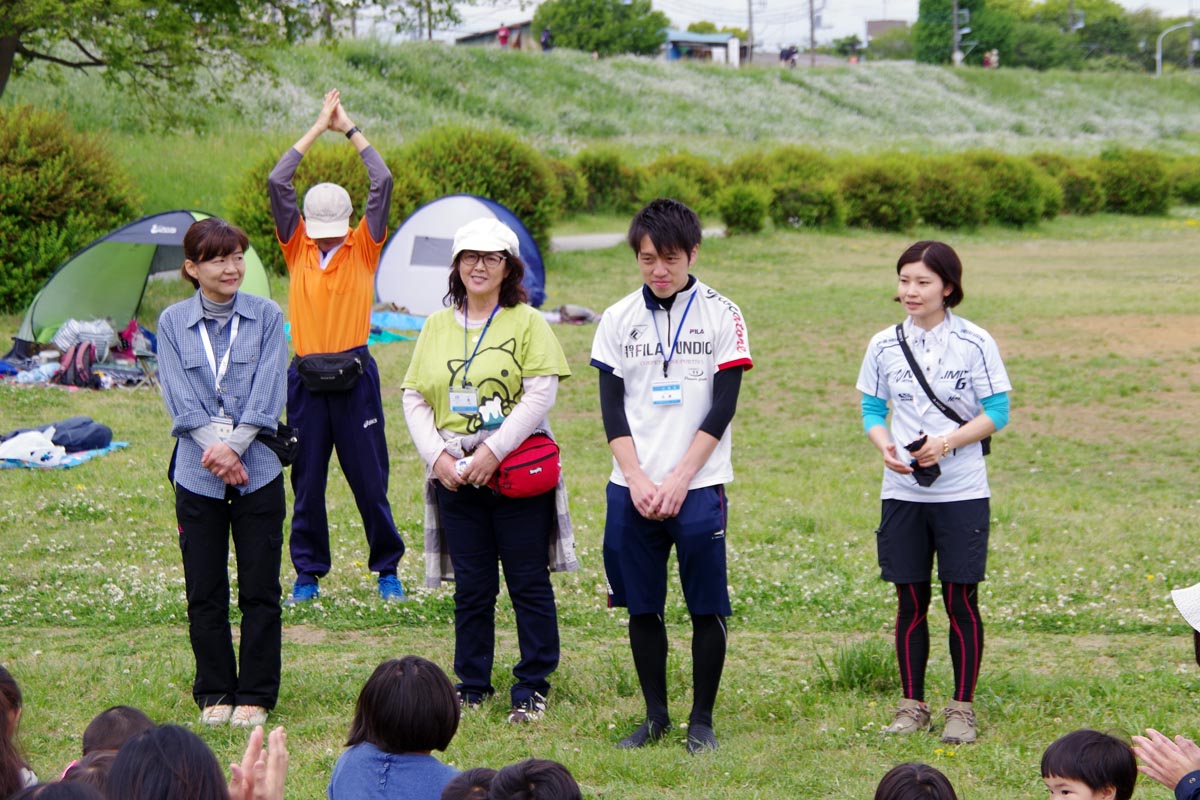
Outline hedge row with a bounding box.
[4,108,1195,310]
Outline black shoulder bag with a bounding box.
[895,324,991,456]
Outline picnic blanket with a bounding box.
[1,441,128,470]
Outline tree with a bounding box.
[866,25,914,60]
[531,0,669,57]
[687,20,750,42]
[833,34,863,55]
[370,0,478,41]
[0,0,313,103]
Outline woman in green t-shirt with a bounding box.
[401,218,576,726]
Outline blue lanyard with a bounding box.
[654,290,696,378]
[461,305,500,387]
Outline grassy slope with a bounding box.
[5,42,1200,217]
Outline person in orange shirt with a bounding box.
[267,89,406,604]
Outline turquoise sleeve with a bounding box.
[981,392,1010,431]
[861,393,889,433]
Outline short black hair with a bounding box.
[82,705,154,755]
[488,758,582,800]
[627,198,702,258]
[346,656,460,754]
[440,767,496,800]
[895,240,964,308]
[1042,729,1137,800]
[106,725,229,800]
[10,783,105,800]
[874,763,959,800]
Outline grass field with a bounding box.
[2,212,1199,798]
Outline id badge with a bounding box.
[651,380,683,407]
[450,387,479,415]
[210,415,234,440]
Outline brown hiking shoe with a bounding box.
[882,698,931,735]
[941,700,977,744]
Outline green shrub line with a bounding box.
[0,101,1188,306]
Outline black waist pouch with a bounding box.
[295,353,363,392]
[256,422,300,466]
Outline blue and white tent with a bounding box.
[375,194,545,316]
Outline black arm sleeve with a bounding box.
[699,367,744,439]
[598,369,632,442]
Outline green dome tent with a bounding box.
[7,210,271,359]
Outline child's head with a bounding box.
[1041,729,1137,800]
[0,665,27,797]
[488,758,582,800]
[107,725,229,800]
[874,763,959,800]
[440,767,496,800]
[346,656,460,755]
[82,705,154,755]
[62,749,117,793]
[10,783,106,800]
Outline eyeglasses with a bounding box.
[460,252,507,268]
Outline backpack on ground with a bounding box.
[55,342,97,388]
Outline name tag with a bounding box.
[450,387,479,415]
[651,380,683,406]
[211,415,234,440]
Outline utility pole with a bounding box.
[747,0,754,63]
[810,0,817,66]
[951,0,961,64]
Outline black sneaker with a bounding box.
[685,723,719,754]
[616,719,670,749]
[507,693,547,724]
[458,691,487,709]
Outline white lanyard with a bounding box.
[197,315,240,395]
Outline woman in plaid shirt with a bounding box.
[157,218,288,730]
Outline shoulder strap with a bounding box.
[894,324,967,427]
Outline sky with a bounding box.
[433,0,1198,50]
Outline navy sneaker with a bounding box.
[378,574,407,602]
[616,719,670,749]
[685,722,719,754]
[285,581,319,605]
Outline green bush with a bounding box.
[645,153,721,215]
[1169,158,1200,205]
[1035,169,1064,219]
[769,181,846,230]
[716,184,770,235]
[547,157,589,216]
[0,106,140,312]
[1057,164,1104,215]
[227,145,436,276]
[638,172,707,217]
[405,125,559,248]
[839,157,918,231]
[574,147,642,214]
[965,151,1045,227]
[724,145,833,189]
[1095,148,1170,216]
[916,158,988,230]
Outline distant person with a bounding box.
[592,199,753,754]
[328,657,460,800]
[488,759,581,800]
[1043,729,1137,800]
[440,768,495,800]
[857,241,1011,745]
[1134,728,1200,800]
[401,218,575,723]
[268,88,407,605]
[497,24,510,47]
[540,26,552,51]
[982,51,992,68]
[874,763,959,800]
[0,665,36,794]
[158,217,288,729]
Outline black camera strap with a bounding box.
[895,323,991,455]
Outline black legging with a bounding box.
[894,581,983,703]
[629,612,727,727]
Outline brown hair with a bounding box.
[0,665,28,798]
[179,218,250,289]
[445,251,528,310]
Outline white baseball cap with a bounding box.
[452,217,520,262]
[303,183,353,239]
[1172,581,1200,632]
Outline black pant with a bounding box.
[176,475,284,709]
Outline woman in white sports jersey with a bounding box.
[856,241,1011,747]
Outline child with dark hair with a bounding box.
[487,759,581,800]
[61,751,116,794]
[329,656,461,800]
[1042,729,1137,800]
[81,706,154,755]
[874,763,959,800]
[440,768,496,800]
[10,783,105,800]
[0,665,36,795]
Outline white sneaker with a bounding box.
[230,705,269,728]
[200,704,234,726]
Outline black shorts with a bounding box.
[875,498,990,584]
